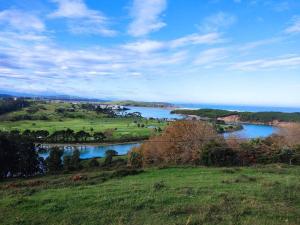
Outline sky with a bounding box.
[0,0,300,107]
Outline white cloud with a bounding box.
[169,32,223,48]
[128,0,167,37]
[285,16,300,34]
[49,0,116,36]
[194,48,228,66]
[0,9,45,32]
[230,55,300,71]
[199,12,236,32]
[122,40,165,53]
[238,37,282,52]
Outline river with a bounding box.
[39,106,279,159]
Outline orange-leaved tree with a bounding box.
[128,120,220,166]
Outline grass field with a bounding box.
[0,164,299,225]
[0,101,167,142]
[0,118,165,140]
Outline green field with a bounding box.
[0,101,166,142]
[0,118,164,140]
[0,164,299,225]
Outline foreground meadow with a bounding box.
[0,164,299,225]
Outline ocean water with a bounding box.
[176,103,300,113]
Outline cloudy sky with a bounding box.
[0,0,300,106]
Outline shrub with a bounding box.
[153,181,166,191]
[46,147,64,173]
[104,149,118,166]
[201,140,238,166]
[140,121,219,166]
[0,132,41,178]
[88,158,99,167]
[63,155,72,171]
[128,147,143,168]
[71,149,81,170]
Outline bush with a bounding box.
[201,140,238,166]
[0,132,42,178]
[71,149,81,170]
[153,181,166,191]
[104,150,118,166]
[140,121,219,166]
[128,147,143,168]
[46,147,64,173]
[63,155,72,171]
[88,158,99,167]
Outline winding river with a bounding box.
[40,106,279,159]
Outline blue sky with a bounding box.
[0,0,300,106]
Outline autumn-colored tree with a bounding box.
[132,121,219,166]
[278,123,300,146]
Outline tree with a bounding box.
[279,146,297,165]
[75,130,90,142]
[35,130,49,141]
[71,149,81,170]
[94,132,106,142]
[50,130,64,142]
[128,147,143,168]
[0,132,41,178]
[63,155,72,171]
[104,149,118,165]
[88,158,99,167]
[201,140,238,166]
[46,147,64,173]
[139,121,219,165]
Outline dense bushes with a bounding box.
[130,121,219,166]
[201,141,238,166]
[104,150,118,166]
[128,147,143,168]
[1,129,108,143]
[128,121,300,167]
[0,98,30,115]
[0,132,43,179]
[171,108,300,123]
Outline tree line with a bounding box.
[0,98,30,115]
[171,108,300,123]
[6,129,107,143]
[0,131,122,179]
[128,121,300,168]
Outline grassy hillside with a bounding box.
[172,108,300,123]
[0,101,166,142]
[106,100,174,108]
[0,164,299,225]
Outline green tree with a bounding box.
[63,155,72,171]
[94,132,106,142]
[104,149,118,165]
[71,149,81,170]
[88,158,99,167]
[46,147,64,173]
[201,140,238,166]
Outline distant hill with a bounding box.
[0,94,12,98]
[106,100,174,108]
[0,90,109,102]
[172,108,300,123]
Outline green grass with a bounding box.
[1,164,299,225]
[0,101,167,142]
[0,118,165,141]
